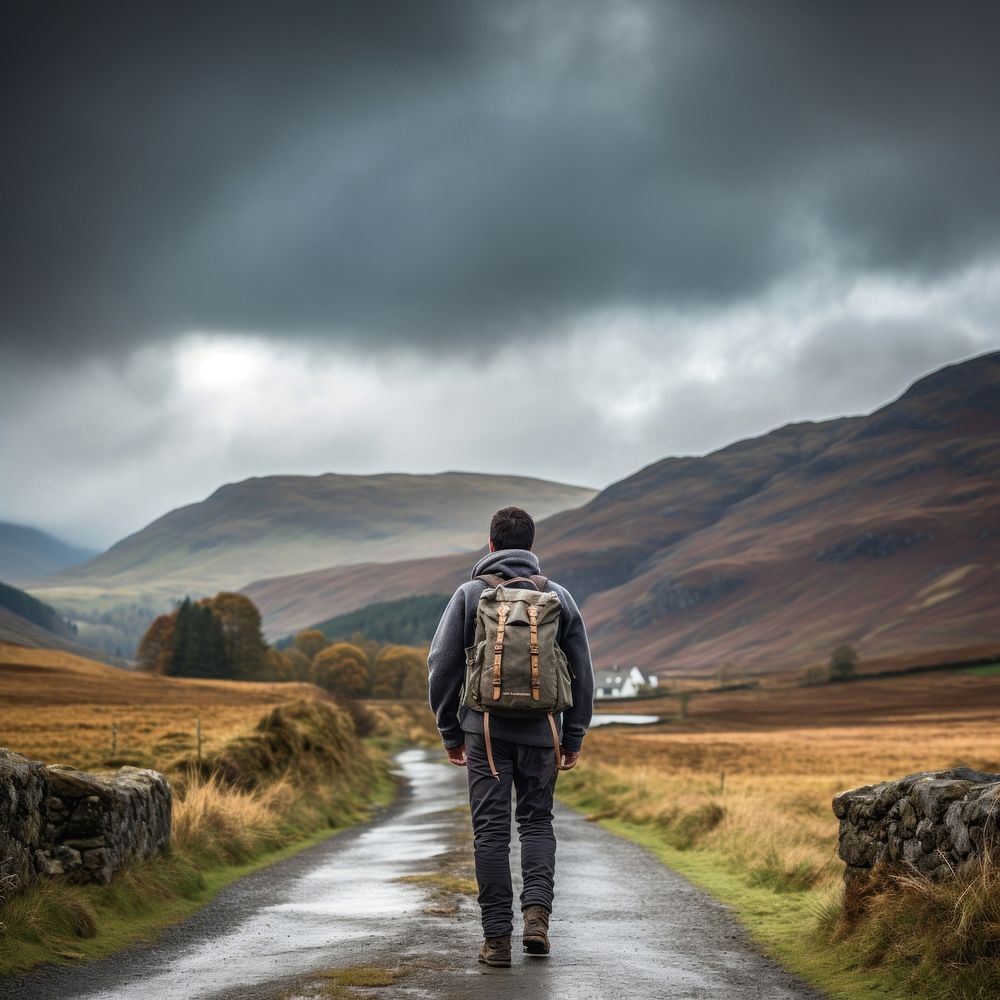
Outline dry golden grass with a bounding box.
[581,687,1000,893]
[170,772,295,864]
[0,642,325,773]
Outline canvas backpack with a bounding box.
[461,573,574,778]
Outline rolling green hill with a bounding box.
[31,472,596,617]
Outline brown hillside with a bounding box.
[246,351,1000,676]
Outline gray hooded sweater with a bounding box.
[427,549,594,753]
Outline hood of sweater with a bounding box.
[470,548,541,581]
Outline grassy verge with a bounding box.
[571,808,909,999]
[0,699,397,977]
[558,739,1000,1000]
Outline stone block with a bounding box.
[65,796,104,838]
[835,767,1000,901]
[53,845,82,868]
[34,850,63,876]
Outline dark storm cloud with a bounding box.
[2,0,1000,358]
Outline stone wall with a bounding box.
[833,766,1000,918]
[0,747,171,898]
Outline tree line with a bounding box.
[285,629,427,699]
[136,593,427,699]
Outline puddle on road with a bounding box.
[68,749,468,1000]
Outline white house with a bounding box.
[593,664,659,699]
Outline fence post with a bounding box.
[111,719,117,755]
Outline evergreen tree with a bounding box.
[829,643,859,682]
[169,598,199,677]
[168,597,230,678]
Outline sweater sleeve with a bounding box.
[427,587,469,748]
[557,587,594,753]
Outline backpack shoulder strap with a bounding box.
[476,573,549,591]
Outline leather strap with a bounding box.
[476,574,548,592]
[527,604,540,700]
[484,712,500,781]
[547,713,564,773]
[492,603,510,700]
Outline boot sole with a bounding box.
[478,956,512,968]
[522,936,550,956]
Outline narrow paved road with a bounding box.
[2,750,823,1000]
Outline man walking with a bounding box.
[428,505,594,968]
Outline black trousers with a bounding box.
[465,731,558,938]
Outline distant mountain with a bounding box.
[0,522,97,584]
[246,351,1000,676]
[32,472,596,609]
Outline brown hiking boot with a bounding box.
[478,935,512,968]
[522,905,550,955]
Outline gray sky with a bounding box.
[2,0,999,548]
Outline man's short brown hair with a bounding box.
[489,506,535,551]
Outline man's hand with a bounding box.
[446,744,467,766]
[559,747,580,771]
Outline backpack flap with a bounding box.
[462,583,572,716]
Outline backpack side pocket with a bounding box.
[462,640,487,710]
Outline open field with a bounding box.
[572,668,1000,999]
[0,643,328,773]
[597,665,1000,734]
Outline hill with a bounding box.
[0,580,74,638]
[0,521,96,584]
[246,351,1000,676]
[30,472,596,612]
[0,579,131,666]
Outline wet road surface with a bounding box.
[2,749,824,1000]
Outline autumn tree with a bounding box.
[312,641,370,697]
[283,646,313,682]
[351,631,381,664]
[293,629,329,661]
[136,613,175,673]
[208,592,270,680]
[370,645,426,699]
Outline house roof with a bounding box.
[595,667,645,687]
[595,672,627,687]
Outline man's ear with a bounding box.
[488,538,496,552]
